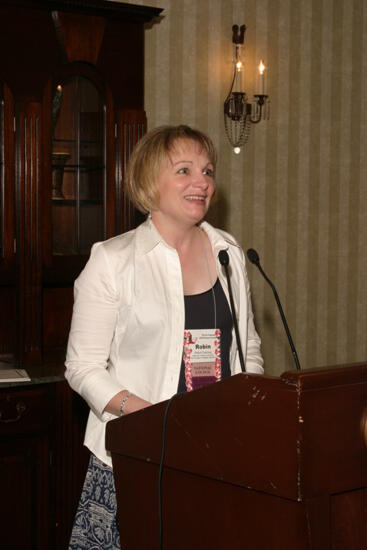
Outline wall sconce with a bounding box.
[224,24,270,154]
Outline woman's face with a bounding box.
[152,139,215,229]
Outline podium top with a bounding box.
[281,361,367,388]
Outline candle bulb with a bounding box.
[258,59,266,94]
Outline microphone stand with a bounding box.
[247,249,301,371]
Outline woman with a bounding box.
[65,124,263,549]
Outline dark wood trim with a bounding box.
[0,83,15,279]
[115,108,147,234]
[15,102,43,365]
[0,0,162,23]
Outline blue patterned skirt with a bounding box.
[68,454,121,550]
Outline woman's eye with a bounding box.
[204,168,214,177]
[178,167,189,174]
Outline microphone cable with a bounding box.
[158,394,176,550]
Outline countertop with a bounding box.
[0,350,67,389]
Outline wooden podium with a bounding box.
[106,364,367,549]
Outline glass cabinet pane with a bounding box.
[51,77,106,256]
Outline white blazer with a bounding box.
[65,218,263,466]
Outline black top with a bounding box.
[177,279,233,393]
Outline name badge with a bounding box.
[183,328,221,391]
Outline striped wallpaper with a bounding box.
[122,0,367,376]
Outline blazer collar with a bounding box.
[135,217,239,256]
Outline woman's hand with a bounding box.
[104,390,152,417]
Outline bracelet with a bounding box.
[119,392,131,417]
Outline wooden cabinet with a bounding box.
[0,1,162,548]
[0,0,161,365]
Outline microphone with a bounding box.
[246,248,301,371]
[218,250,246,373]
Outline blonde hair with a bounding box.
[124,125,217,213]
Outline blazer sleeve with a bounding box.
[65,242,125,420]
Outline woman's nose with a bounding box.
[193,170,209,188]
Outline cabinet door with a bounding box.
[42,75,108,349]
[0,385,55,549]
